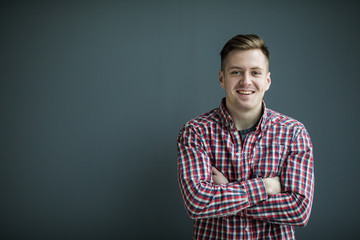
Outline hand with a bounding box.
[262,176,281,195]
[212,167,229,185]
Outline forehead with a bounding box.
[224,49,268,70]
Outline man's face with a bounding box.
[219,49,271,115]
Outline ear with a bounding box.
[219,70,225,89]
[265,72,271,91]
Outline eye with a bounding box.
[231,71,242,75]
[252,71,261,76]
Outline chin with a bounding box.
[236,102,260,112]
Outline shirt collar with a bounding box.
[218,98,235,129]
[256,101,269,132]
[218,98,269,132]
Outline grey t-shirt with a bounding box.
[239,124,257,142]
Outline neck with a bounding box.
[226,103,263,131]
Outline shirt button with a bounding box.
[245,227,249,232]
[236,152,241,156]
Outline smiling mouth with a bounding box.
[237,90,254,95]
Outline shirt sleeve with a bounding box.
[177,125,267,219]
[242,128,314,227]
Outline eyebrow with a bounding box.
[227,66,265,71]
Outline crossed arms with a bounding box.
[212,167,281,195]
[177,126,314,226]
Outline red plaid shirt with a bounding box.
[177,99,314,240]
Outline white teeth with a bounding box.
[238,91,253,95]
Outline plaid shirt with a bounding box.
[177,99,314,240]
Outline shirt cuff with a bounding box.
[242,178,267,206]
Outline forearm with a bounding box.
[212,174,312,226]
[178,174,267,219]
[242,191,313,226]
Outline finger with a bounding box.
[212,166,219,175]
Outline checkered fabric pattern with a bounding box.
[177,99,314,240]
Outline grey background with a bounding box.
[1,0,359,239]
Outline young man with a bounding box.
[177,34,314,239]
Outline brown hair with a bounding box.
[220,34,269,70]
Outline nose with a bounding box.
[240,72,251,84]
